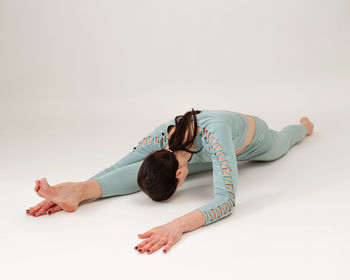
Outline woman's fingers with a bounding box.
[32,201,56,217]
[138,230,154,239]
[140,238,161,254]
[146,239,168,254]
[135,236,157,253]
[162,237,177,254]
[134,230,155,253]
[46,205,62,215]
[26,200,49,215]
[26,199,63,217]
[135,222,183,254]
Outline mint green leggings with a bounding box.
[88,115,308,198]
[236,115,308,161]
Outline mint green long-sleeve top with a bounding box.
[88,109,252,225]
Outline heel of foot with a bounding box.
[61,202,78,212]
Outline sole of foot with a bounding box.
[35,177,79,212]
[300,117,314,136]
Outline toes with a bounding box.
[47,205,63,215]
[34,180,40,192]
[41,177,51,187]
[40,177,49,189]
[300,117,308,123]
[36,187,47,199]
[37,177,55,198]
[40,177,54,192]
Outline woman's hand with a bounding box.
[134,220,184,254]
[26,198,63,217]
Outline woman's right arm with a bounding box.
[87,126,167,198]
[88,125,166,181]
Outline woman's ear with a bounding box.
[175,169,182,178]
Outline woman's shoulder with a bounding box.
[199,109,240,117]
[196,109,241,127]
[155,109,241,135]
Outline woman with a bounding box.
[26,108,314,254]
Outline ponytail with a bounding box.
[167,108,203,155]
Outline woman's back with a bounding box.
[159,109,251,163]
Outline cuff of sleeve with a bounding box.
[195,208,209,226]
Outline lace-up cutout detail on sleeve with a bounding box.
[88,128,167,180]
[195,122,238,225]
[132,133,167,153]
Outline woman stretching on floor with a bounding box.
[26,108,314,254]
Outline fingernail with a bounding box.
[138,249,142,252]
[47,211,51,215]
[134,246,138,249]
[163,249,166,253]
[147,250,150,252]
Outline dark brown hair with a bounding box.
[137,108,203,201]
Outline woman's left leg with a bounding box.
[248,123,308,161]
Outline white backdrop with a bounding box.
[1,1,349,279]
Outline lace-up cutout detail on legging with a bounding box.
[195,124,238,225]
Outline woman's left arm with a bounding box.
[135,123,238,254]
[135,209,205,254]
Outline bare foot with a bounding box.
[35,178,81,212]
[300,117,314,136]
[26,180,62,217]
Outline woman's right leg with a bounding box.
[247,117,311,162]
[27,160,145,216]
[27,179,103,216]
[90,160,143,198]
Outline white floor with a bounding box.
[2,81,350,280]
[1,1,350,279]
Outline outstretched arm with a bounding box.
[88,126,165,181]
[135,123,238,254]
[194,123,237,225]
[87,125,167,198]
